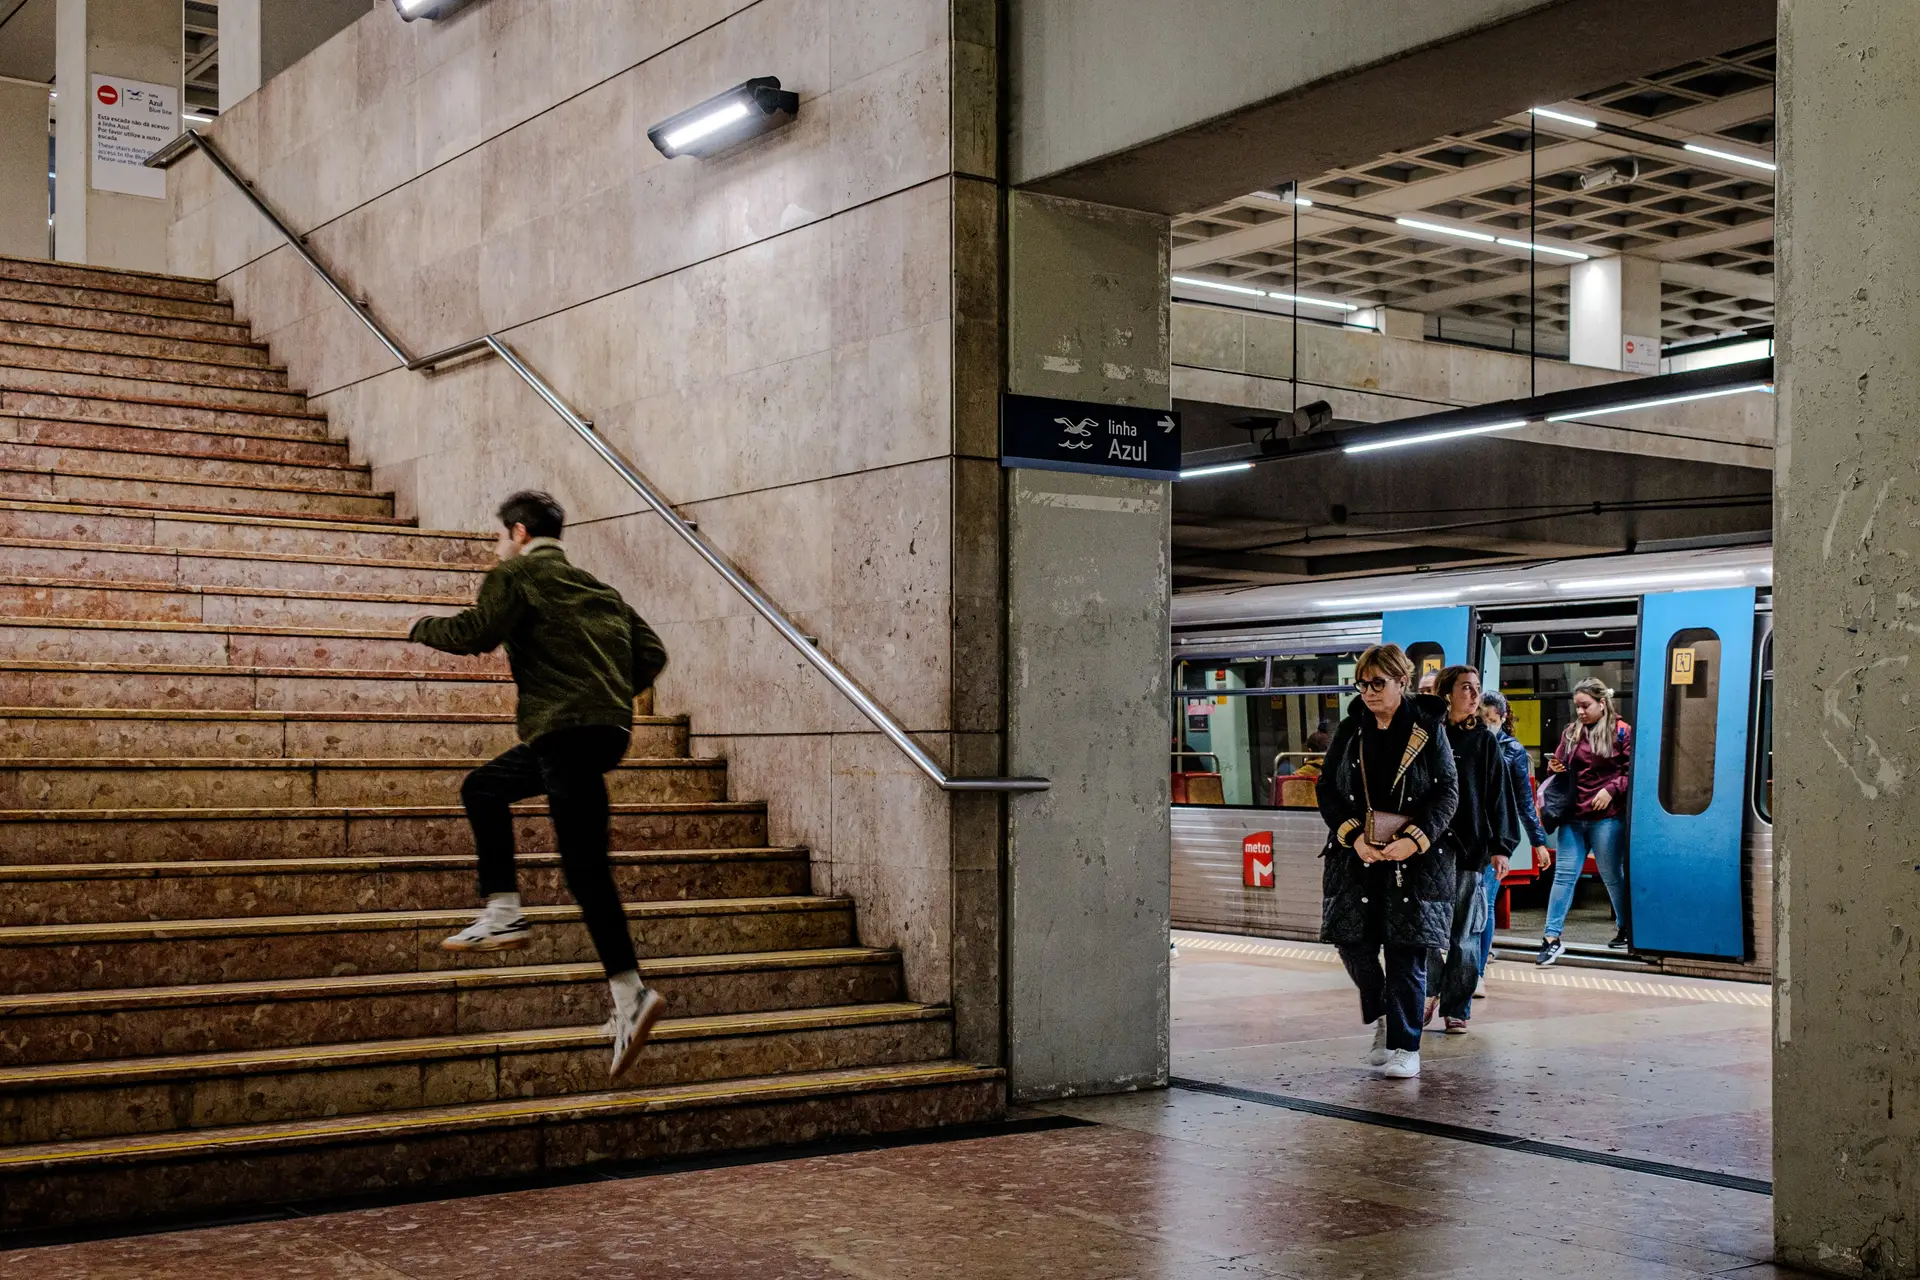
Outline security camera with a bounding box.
[1579,156,1640,191]
[1291,401,1335,434]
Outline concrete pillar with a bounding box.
[52,0,180,270]
[0,79,52,260]
[218,0,370,113]
[1776,6,1920,1274]
[1003,191,1172,1100]
[1568,255,1661,371]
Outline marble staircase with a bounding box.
[0,254,1001,1234]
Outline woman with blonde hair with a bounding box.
[1316,643,1459,1078]
[1536,677,1632,966]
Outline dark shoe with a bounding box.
[1607,930,1630,949]
[1535,936,1565,967]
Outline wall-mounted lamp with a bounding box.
[393,0,470,21]
[647,78,799,159]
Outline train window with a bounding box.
[1658,627,1722,816]
[1405,641,1445,687]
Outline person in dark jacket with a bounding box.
[1478,690,1552,983]
[410,490,670,1079]
[1317,643,1460,1079]
[1422,666,1520,1033]
[1538,677,1633,966]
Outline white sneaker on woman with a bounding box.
[1378,1049,1420,1079]
[1366,1017,1391,1067]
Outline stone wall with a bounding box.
[166,0,1002,1023]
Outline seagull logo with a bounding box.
[1055,416,1098,450]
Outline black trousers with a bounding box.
[461,724,637,976]
[1429,866,1486,1021]
[1336,942,1428,1052]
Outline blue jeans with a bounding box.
[1336,943,1428,1052]
[1476,867,1500,972]
[1543,817,1627,941]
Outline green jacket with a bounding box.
[409,540,668,746]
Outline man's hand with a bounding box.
[1490,854,1510,882]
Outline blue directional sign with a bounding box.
[1000,393,1182,481]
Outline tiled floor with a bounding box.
[3,932,1799,1279]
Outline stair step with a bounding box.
[0,297,256,348]
[0,846,808,926]
[2,799,768,864]
[3,411,345,461]
[0,253,224,303]
[0,895,856,992]
[1,388,329,435]
[0,320,275,369]
[0,706,687,760]
[0,1003,952,1145]
[0,1061,1005,1233]
[0,947,905,1067]
[0,617,507,675]
[0,501,491,564]
[0,754,727,810]
[0,338,289,394]
[0,575,464,629]
[0,538,487,596]
[0,277,235,323]
[0,462,393,520]
[0,364,311,415]
[0,438,370,492]
[0,660,512,726]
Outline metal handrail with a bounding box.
[148,129,1047,794]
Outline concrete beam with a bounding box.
[1014,0,1774,214]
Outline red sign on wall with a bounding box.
[1243,831,1274,889]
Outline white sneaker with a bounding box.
[1474,973,1488,998]
[1365,1017,1391,1067]
[609,987,667,1079]
[1378,1048,1420,1079]
[440,912,530,952]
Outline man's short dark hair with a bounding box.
[497,490,565,540]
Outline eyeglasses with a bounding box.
[1355,677,1395,693]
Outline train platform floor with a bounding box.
[6,932,1799,1280]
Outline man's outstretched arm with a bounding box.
[411,567,525,654]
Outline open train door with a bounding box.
[1627,587,1757,959]
[1381,607,1472,684]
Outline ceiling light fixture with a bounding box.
[1530,106,1597,128]
[1344,419,1529,455]
[1552,567,1756,593]
[1173,276,1359,312]
[1179,461,1256,481]
[648,78,800,159]
[1545,382,1770,421]
[1173,275,1264,297]
[1494,236,1589,261]
[1682,142,1777,173]
[1396,217,1496,244]
[392,0,469,20]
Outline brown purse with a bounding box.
[1359,742,1411,847]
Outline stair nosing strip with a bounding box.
[0,574,470,604]
[0,497,486,540]
[0,535,492,572]
[0,1063,1004,1169]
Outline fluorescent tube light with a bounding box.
[1315,588,1466,610]
[1530,106,1597,128]
[1396,217,1496,244]
[1545,382,1770,421]
[183,113,213,125]
[1253,190,1313,206]
[1269,291,1358,313]
[1552,567,1755,593]
[1179,461,1255,481]
[1173,275,1266,297]
[1683,142,1777,173]
[648,78,800,159]
[1495,236,1589,261]
[1344,419,1529,455]
[392,0,467,19]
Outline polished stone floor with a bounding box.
[5,932,1798,1279]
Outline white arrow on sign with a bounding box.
[1159,415,1176,433]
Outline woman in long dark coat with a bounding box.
[1317,643,1460,1079]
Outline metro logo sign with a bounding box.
[1242,831,1274,889]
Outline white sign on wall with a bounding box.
[90,75,176,199]
[1621,333,1662,376]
